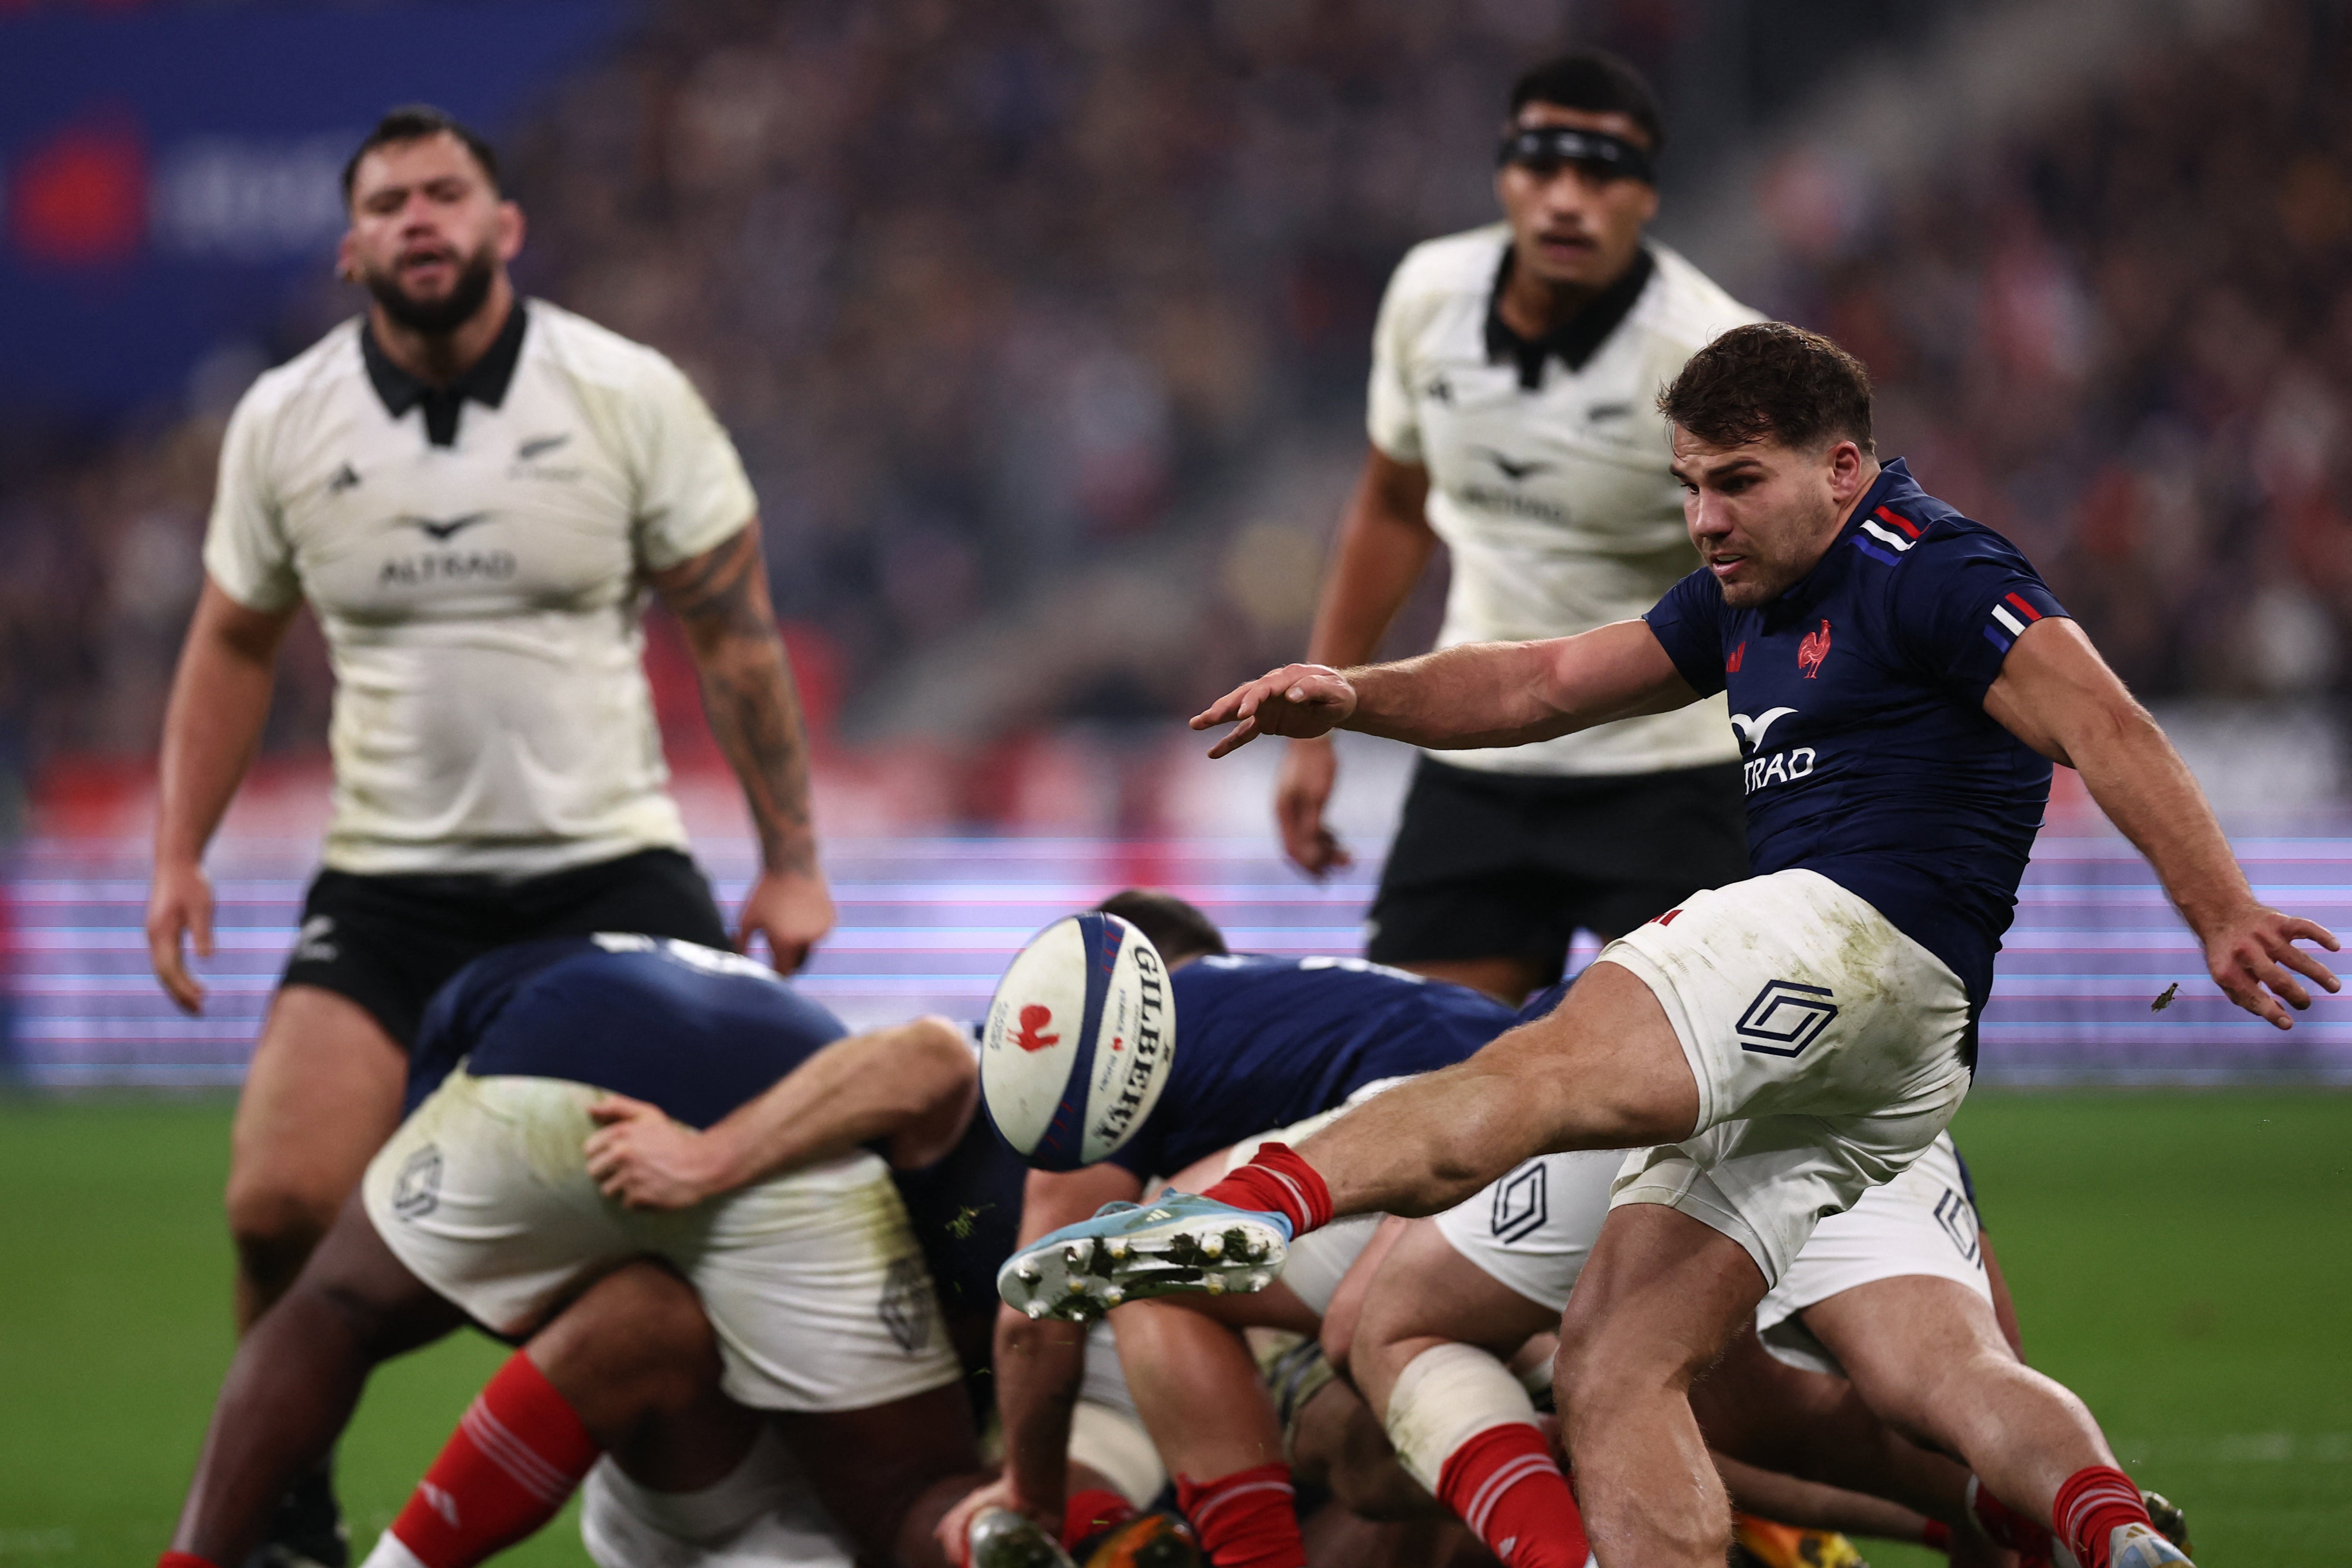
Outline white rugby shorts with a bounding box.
[1599,868,1974,1287]
[362,1069,961,1413]
[1430,1147,1626,1313]
[1753,1131,1990,1377]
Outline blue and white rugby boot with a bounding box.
[2107,1521,2194,1567]
[997,1192,1289,1322]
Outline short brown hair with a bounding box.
[1658,322,1875,454]
[1096,889,1228,965]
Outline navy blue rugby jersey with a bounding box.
[405,934,848,1128]
[1109,953,1519,1179]
[1642,458,2066,1022]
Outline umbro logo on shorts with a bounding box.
[1490,1160,1548,1243]
[392,1145,443,1219]
[879,1256,931,1354]
[1933,1187,1982,1265]
[1735,979,1840,1057]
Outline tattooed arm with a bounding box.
[650,522,836,972]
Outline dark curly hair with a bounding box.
[343,105,501,205]
[1657,322,1875,454]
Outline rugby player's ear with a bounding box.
[334,230,358,284]
[495,199,525,264]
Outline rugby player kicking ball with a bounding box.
[1004,323,2335,1568]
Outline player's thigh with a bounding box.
[1751,1133,1992,1379]
[1350,1216,1563,1412]
[227,984,409,1225]
[771,1382,979,1558]
[1795,1274,2013,1430]
[283,1188,468,1357]
[1466,957,1702,1151]
[1553,1201,1768,1407]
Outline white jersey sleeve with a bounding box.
[201,381,304,613]
[1367,247,1436,466]
[626,351,758,570]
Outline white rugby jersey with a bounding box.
[203,300,756,877]
[1369,225,1760,776]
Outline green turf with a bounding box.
[0,1091,2345,1565]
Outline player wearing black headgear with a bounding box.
[1273,49,1759,1008]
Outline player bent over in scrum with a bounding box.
[1007,324,2336,1568]
[948,891,1529,1568]
[158,935,982,1568]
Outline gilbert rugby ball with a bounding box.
[982,912,1176,1171]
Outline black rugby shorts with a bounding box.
[279,847,732,1049]
[1364,756,1749,984]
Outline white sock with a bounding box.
[356,1531,428,1568]
[1381,1341,1543,1492]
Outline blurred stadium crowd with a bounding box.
[1,0,2345,831]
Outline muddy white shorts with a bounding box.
[1597,868,1974,1288]
[1753,1131,1990,1377]
[363,1069,962,1413]
[1431,1147,1626,1312]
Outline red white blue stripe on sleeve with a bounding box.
[1984,591,2043,652]
[1854,505,1924,563]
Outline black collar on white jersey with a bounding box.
[1483,243,1655,390]
[361,299,529,448]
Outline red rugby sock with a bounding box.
[1968,1474,2055,1558]
[1920,1519,1952,1552]
[2053,1466,2153,1568]
[1200,1144,1332,1237]
[1434,1422,1588,1568]
[158,1555,220,1568]
[1065,1486,1138,1544]
[383,1353,601,1568]
[1175,1463,1305,1568]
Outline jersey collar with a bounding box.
[1483,242,1656,390]
[361,299,530,448]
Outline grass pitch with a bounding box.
[0,1091,2345,1566]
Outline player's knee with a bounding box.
[223,1176,338,1291]
[1553,1303,1698,1421]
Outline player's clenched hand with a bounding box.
[739,867,836,975]
[1275,736,1352,876]
[1192,663,1358,759]
[584,1094,728,1209]
[2201,903,2340,1029]
[145,858,214,1014]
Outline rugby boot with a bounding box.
[2141,1490,2191,1555]
[1075,1510,1203,1568]
[969,1507,1078,1568]
[241,1465,349,1568]
[997,1192,1287,1323]
[1730,1514,1869,1568]
[2106,1521,2194,1568]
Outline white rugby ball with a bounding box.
[982,912,1176,1171]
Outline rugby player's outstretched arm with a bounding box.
[583,1016,977,1208]
[652,522,836,974]
[1985,617,2341,1028]
[945,1163,1148,1542]
[147,579,298,1013]
[1191,618,1697,759]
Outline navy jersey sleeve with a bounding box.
[1642,568,1729,698]
[1890,530,2069,702]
